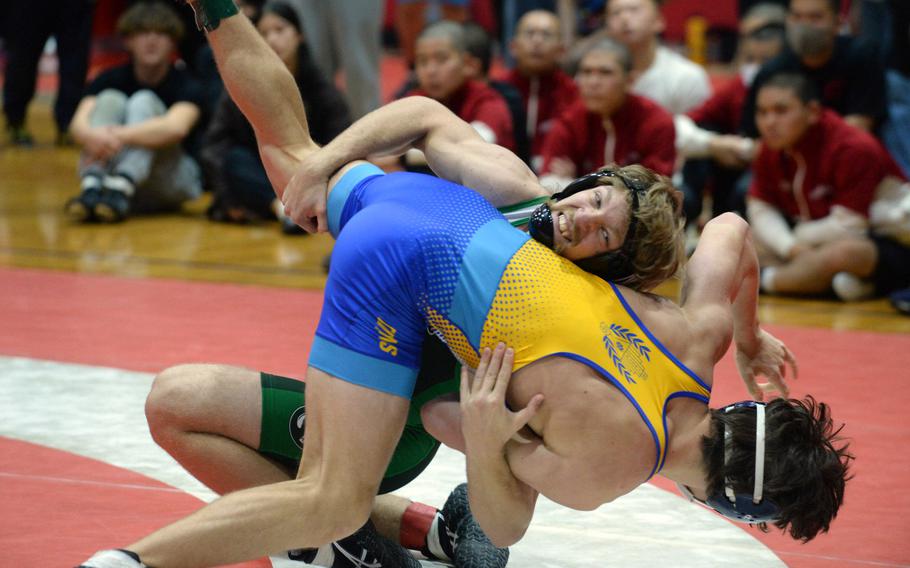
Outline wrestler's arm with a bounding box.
[680,213,795,398]
[460,346,542,547]
[203,12,317,196]
[284,96,546,227]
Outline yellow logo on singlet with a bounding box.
[375,317,399,357]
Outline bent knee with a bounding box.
[146,364,225,435]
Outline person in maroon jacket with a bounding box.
[405,20,515,154]
[501,9,579,172]
[747,73,910,301]
[539,37,675,189]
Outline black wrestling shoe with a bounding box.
[76,549,145,567]
[441,483,510,568]
[288,520,421,567]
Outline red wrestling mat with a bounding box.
[0,437,270,568]
[1,266,908,567]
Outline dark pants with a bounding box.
[681,159,750,225]
[224,145,275,218]
[2,0,94,132]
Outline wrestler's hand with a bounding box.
[460,344,544,456]
[735,329,797,402]
[282,151,332,233]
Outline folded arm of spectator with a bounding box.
[747,197,797,258]
[792,205,869,247]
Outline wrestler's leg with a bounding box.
[146,364,295,494]
[145,363,463,561]
[128,367,409,567]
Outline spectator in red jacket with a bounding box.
[747,73,910,301]
[501,9,579,172]
[539,37,675,189]
[406,20,514,150]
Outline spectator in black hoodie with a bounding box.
[201,1,351,230]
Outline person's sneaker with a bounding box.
[95,189,131,223]
[288,520,421,567]
[64,176,106,222]
[95,175,135,223]
[440,483,509,568]
[7,124,34,146]
[832,272,875,301]
[76,549,145,567]
[890,287,910,315]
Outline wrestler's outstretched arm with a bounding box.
[680,213,796,400]
[199,8,317,196]
[283,96,548,230]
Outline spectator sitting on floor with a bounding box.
[740,0,887,136]
[200,1,351,232]
[501,9,579,172]
[64,2,204,224]
[675,3,787,222]
[539,38,675,189]
[747,73,910,301]
[401,20,515,171]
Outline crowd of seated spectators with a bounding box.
[2,0,909,312]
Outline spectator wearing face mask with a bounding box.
[740,0,887,135]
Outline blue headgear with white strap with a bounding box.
[677,401,781,524]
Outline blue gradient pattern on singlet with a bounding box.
[336,169,506,317]
[310,164,523,398]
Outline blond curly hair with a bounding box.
[599,164,686,291]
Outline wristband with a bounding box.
[187,0,239,32]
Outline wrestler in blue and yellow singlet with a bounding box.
[309,164,710,478]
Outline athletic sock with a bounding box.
[760,267,778,293]
[400,501,454,561]
[80,174,102,192]
[104,173,136,196]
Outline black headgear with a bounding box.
[528,169,649,284]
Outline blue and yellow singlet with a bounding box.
[309,164,710,478]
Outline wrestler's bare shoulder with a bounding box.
[510,356,656,504]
